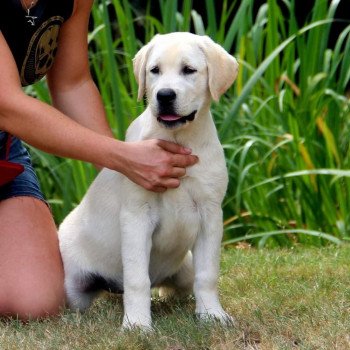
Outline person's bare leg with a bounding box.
[0,197,65,320]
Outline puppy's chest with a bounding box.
[152,185,202,252]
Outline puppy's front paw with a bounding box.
[196,309,236,327]
[121,315,153,332]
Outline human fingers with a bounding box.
[161,177,181,189]
[169,167,186,178]
[144,178,180,192]
[170,153,199,168]
[151,186,167,193]
[156,139,192,155]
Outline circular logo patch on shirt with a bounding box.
[21,16,64,86]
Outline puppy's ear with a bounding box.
[133,41,154,101]
[199,36,239,101]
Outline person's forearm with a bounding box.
[48,77,114,139]
[48,77,115,169]
[0,90,122,169]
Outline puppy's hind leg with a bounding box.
[64,273,99,312]
[159,251,194,299]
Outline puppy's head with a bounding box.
[133,33,238,129]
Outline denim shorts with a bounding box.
[0,131,46,203]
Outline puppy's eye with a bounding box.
[150,66,160,74]
[182,66,197,75]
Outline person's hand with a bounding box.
[116,139,199,192]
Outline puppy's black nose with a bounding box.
[157,88,176,103]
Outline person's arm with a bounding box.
[0,0,197,192]
[47,0,113,139]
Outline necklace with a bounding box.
[21,0,38,26]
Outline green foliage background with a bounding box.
[26,0,350,247]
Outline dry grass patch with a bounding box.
[1,246,350,349]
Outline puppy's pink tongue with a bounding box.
[159,115,182,121]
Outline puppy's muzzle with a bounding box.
[156,88,196,128]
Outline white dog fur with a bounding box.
[58,32,238,330]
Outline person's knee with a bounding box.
[0,196,66,321]
[0,278,65,320]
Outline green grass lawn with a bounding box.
[1,246,350,349]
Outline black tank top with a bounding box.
[0,0,74,86]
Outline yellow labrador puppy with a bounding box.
[59,32,238,330]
